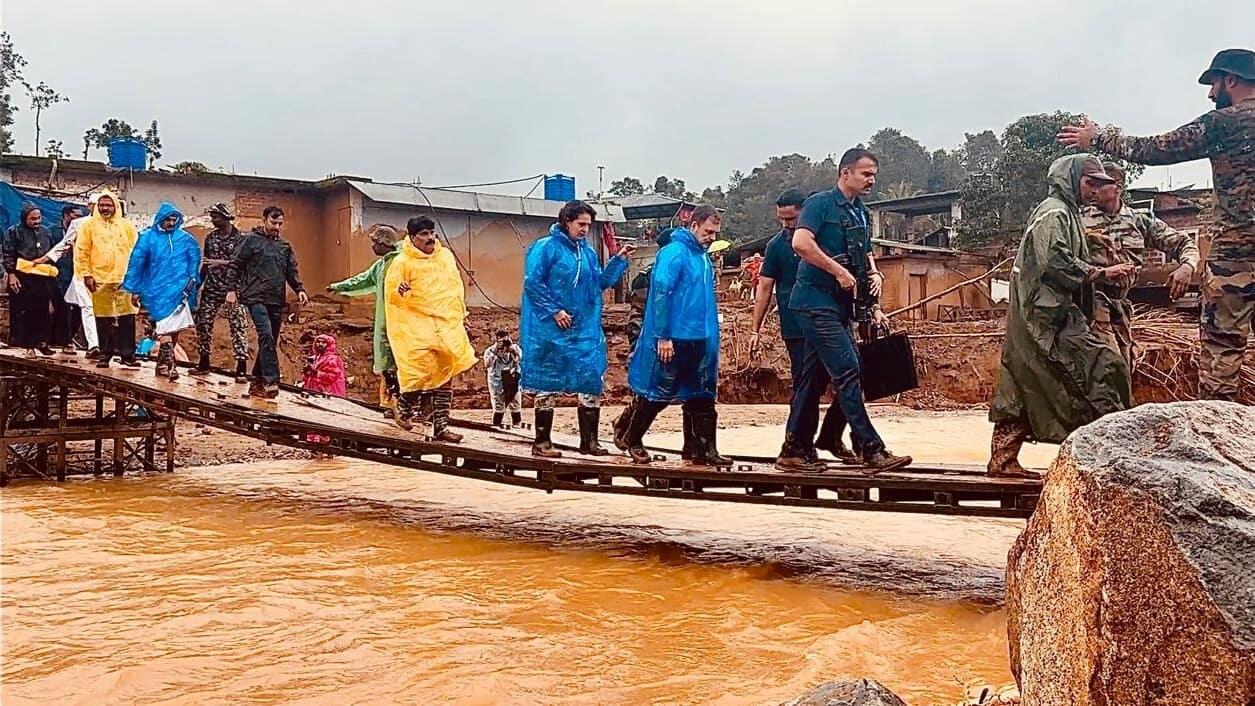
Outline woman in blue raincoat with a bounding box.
[521,200,634,457]
[122,202,202,380]
[619,205,727,466]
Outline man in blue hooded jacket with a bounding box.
[619,204,729,466]
[122,203,202,380]
[521,200,634,457]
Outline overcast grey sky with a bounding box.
[5,0,1252,196]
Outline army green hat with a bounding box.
[1198,48,1255,84]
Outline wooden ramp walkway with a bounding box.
[0,350,1041,518]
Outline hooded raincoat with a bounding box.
[384,239,477,393]
[3,202,58,347]
[74,189,138,317]
[989,154,1131,443]
[520,223,629,395]
[328,242,401,374]
[302,334,348,396]
[628,227,720,402]
[122,203,202,324]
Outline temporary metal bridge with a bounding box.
[0,351,1041,518]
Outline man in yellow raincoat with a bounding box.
[384,215,477,443]
[73,189,140,368]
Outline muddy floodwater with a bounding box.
[2,413,1043,705]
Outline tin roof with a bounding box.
[350,180,625,222]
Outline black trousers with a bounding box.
[9,273,55,348]
[96,315,137,361]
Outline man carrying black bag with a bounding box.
[779,148,912,474]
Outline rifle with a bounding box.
[844,223,874,331]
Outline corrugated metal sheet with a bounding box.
[349,180,625,222]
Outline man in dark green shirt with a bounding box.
[783,149,911,473]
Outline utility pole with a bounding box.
[597,165,605,199]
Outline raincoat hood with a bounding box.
[150,202,185,232]
[121,202,201,321]
[1046,154,1093,209]
[671,226,705,253]
[302,334,347,396]
[314,334,338,356]
[92,189,122,221]
[19,201,39,226]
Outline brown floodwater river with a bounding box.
[2,458,1021,705]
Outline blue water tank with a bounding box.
[543,174,576,202]
[107,137,146,170]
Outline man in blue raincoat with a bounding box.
[619,204,729,466]
[122,203,202,381]
[521,200,634,457]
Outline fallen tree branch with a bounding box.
[887,257,1013,319]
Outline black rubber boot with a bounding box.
[680,405,697,460]
[613,398,638,451]
[234,358,249,382]
[532,409,562,458]
[625,400,667,465]
[689,404,731,467]
[577,407,609,456]
[492,412,504,428]
[190,353,212,376]
[510,411,522,427]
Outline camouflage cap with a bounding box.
[1198,48,1255,84]
[367,223,401,247]
[206,202,234,219]
[1080,156,1116,183]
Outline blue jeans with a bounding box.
[247,303,284,385]
[784,308,883,457]
[784,336,851,451]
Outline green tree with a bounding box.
[171,160,211,175]
[1,32,28,154]
[23,80,68,156]
[652,175,693,200]
[881,180,923,201]
[956,113,1144,249]
[142,120,162,166]
[713,153,840,243]
[45,139,66,159]
[608,176,645,196]
[926,148,965,192]
[866,127,931,199]
[961,130,1002,175]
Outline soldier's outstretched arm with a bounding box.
[1059,117,1212,166]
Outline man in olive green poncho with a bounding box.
[327,225,403,414]
[988,154,1139,478]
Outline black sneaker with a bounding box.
[119,358,142,369]
[95,357,111,369]
[628,446,652,465]
[36,346,56,357]
[85,347,100,360]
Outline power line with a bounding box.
[406,184,517,312]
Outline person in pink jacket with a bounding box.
[302,334,347,396]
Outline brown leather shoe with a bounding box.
[433,430,463,444]
[862,450,912,474]
[774,456,828,473]
[531,442,562,458]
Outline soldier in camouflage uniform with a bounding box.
[1061,48,1255,401]
[190,203,251,380]
[1080,162,1201,372]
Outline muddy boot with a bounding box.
[987,421,1039,478]
[625,400,667,465]
[775,435,827,473]
[532,409,562,458]
[492,412,504,428]
[862,449,913,475]
[613,399,638,451]
[190,353,212,377]
[394,392,416,431]
[688,403,731,467]
[510,411,522,428]
[156,343,179,381]
[577,407,609,456]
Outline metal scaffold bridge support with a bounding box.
[0,374,174,487]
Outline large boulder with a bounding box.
[1007,401,1254,705]
[780,678,908,706]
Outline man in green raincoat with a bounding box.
[327,225,403,415]
[987,154,1138,478]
